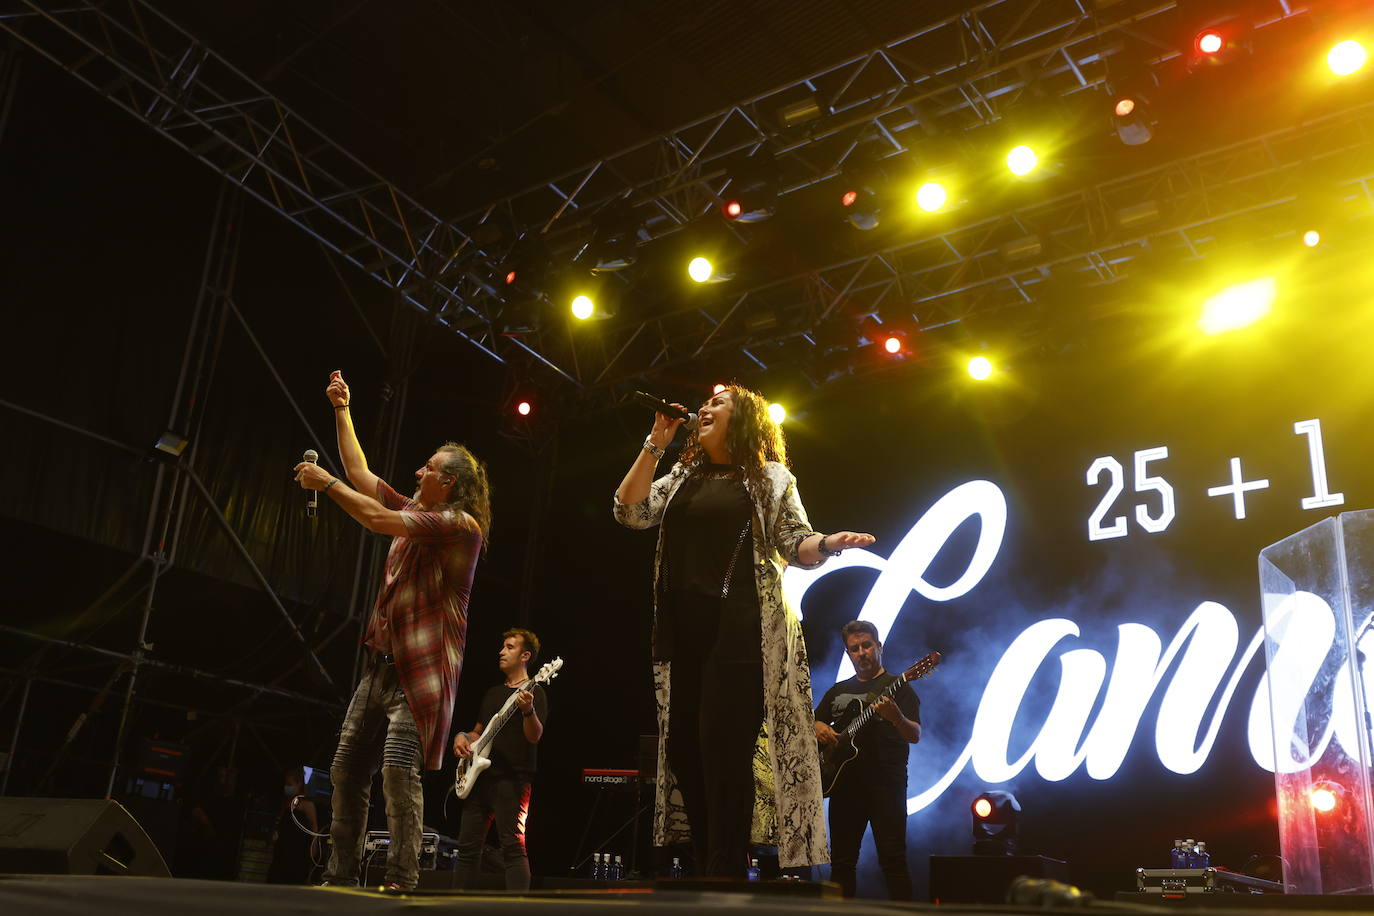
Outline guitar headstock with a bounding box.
[532,657,564,686]
[903,651,941,681]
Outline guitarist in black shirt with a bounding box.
[814,620,921,900]
[452,629,549,890]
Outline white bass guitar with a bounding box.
[453,657,563,799]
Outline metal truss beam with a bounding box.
[0,0,590,380]
[564,98,1374,406]
[3,0,1354,401]
[458,0,1189,236]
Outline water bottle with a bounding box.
[746,857,761,881]
[1195,842,1210,868]
[612,854,625,880]
[592,852,604,880]
[670,856,684,878]
[1182,839,1197,868]
[1170,839,1186,868]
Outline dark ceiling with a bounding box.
[165,0,962,214]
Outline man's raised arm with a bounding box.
[328,370,382,500]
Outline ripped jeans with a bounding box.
[322,655,424,888]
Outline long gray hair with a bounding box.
[437,443,492,550]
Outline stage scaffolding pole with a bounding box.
[102,182,244,798]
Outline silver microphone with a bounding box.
[303,449,319,517]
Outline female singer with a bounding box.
[614,385,874,877]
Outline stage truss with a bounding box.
[2,0,1372,409]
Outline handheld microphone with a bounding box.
[632,391,699,431]
[303,449,319,517]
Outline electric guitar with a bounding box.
[817,651,941,796]
[454,657,563,799]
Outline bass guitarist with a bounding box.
[814,620,921,900]
[452,629,549,890]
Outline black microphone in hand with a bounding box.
[303,449,319,517]
[632,391,699,431]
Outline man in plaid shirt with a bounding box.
[294,371,491,891]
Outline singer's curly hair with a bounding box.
[678,385,788,484]
[437,443,492,551]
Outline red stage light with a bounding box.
[504,270,517,285]
[1114,97,1136,117]
[973,798,993,819]
[722,199,743,220]
[883,334,903,355]
[516,401,532,417]
[841,190,859,207]
[1196,29,1224,55]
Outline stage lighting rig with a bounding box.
[858,315,915,359]
[686,255,735,284]
[971,790,1020,855]
[1005,144,1039,177]
[576,199,644,274]
[1198,277,1276,335]
[1327,39,1367,77]
[839,159,886,230]
[915,180,949,212]
[835,144,890,229]
[1190,18,1249,67]
[720,153,778,223]
[1111,92,1154,146]
[498,386,547,445]
[496,233,550,301]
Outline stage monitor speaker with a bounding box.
[0,798,171,877]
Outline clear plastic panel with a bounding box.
[1260,509,1374,895]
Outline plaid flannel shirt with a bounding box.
[363,479,482,770]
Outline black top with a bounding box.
[476,682,550,780]
[658,464,760,663]
[662,464,754,598]
[816,672,921,775]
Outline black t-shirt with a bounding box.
[662,464,753,598]
[815,671,921,774]
[657,464,760,664]
[476,682,550,780]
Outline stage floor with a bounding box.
[4,874,1374,916]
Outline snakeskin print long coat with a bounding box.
[613,460,830,867]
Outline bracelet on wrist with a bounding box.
[642,438,666,460]
[334,403,350,410]
[324,478,339,492]
[521,709,534,718]
[817,534,842,557]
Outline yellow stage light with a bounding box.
[1328,39,1368,77]
[571,295,595,320]
[767,403,787,425]
[916,181,948,212]
[688,257,714,283]
[1302,230,1321,248]
[968,356,993,380]
[1006,145,1038,177]
[712,383,728,394]
[1198,277,1276,334]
